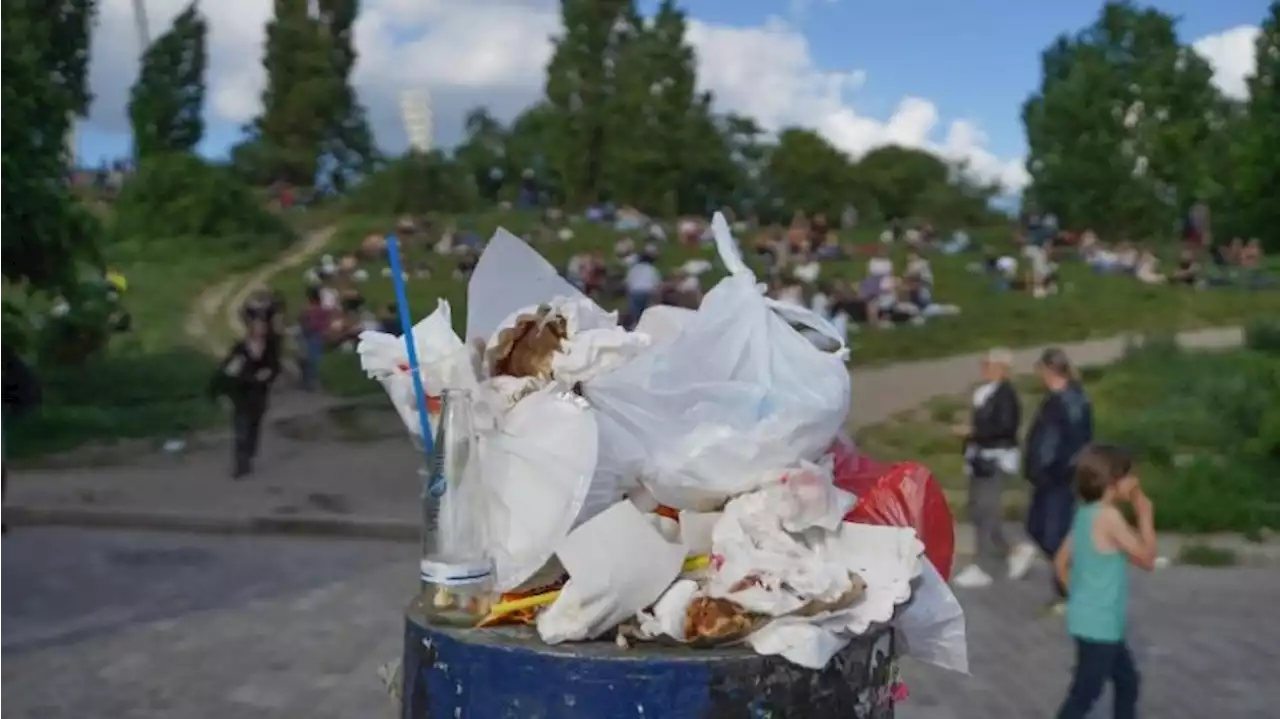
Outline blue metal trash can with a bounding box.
[402,608,897,719]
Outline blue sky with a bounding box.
[78,0,1268,190]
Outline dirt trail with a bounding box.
[182,226,336,354]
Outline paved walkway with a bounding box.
[3,528,1277,718]
[5,327,1254,550]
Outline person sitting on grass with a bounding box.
[1114,241,1139,274]
[1169,249,1201,286]
[1239,238,1263,270]
[815,231,844,261]
[1134,248,1165,285]
[904,250,934,287]
[1024,244,1060,297]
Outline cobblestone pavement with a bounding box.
[4,528,1278,718]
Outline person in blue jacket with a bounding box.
[1009,347,1094,613]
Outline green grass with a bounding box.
[3,231,304,460]
[1176,543,1239,567]
[857,330,1280,533]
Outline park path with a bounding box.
[222,226,336,340]
[9,324,1271,567]
[180,226,340,423]
[183,226,336,356]
[846,324,1243,429]
[2,527,1277,718]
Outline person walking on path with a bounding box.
[952,347,1022,589]
[210,315,281,478]
[3,345,42,533]
[1012,347,1094,612]
[298,287,331,392]
[1053,444,1157,719]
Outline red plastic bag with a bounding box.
[830,440,956,581]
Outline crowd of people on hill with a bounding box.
[554,209,969,333]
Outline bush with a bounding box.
[1245,318,1280,355]
[111,152,296,258]
[1094,346,1280,533]
[345,152,480,217]
[5,348,222,459]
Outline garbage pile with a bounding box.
[357,214,967,672]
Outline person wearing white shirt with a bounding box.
[905,252,933,286]
[624,258,662,328]
[867,255,893,278]
[793,258,821,285]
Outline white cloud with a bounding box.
[1193,25,1259,100]
[86,0,1028,189]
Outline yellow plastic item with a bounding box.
[478,554,711,627]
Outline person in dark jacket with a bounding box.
[952,347,1022,588]
[3,345,42,532]
[1012,347,1094,612]
[210,317,282,478]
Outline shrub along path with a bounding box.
[11,325,1278,566]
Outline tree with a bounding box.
[1,0,102,294]
[244,0,375,189]
[314,0,377,191]
[606,0,704,214]
[1235,2,1280,250]
[455,107,509,202]
[128,2,208,159]
[760,129,857,220]
[1023,2,1225,238]
[346,151,478,216]
[544,0,638,205]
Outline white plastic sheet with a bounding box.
[894,561,969,674]
[482,388,599,592]
[582,213,852,510]
[466,229,588,343]
[537,501,686,644]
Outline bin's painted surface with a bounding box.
[401,611,897,719]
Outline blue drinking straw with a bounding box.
[384,235,435,464]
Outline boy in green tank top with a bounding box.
[1052,445,1158,719]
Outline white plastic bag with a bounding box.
[480,387,599,592]
[583,213,851,509]
[894,560,969,673]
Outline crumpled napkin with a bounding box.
[356,299,479,440]
[701,462,923,669]
[537,501,686,644]
[744,524,923,668]
[707,462,859,617]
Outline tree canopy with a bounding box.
[233,0,376,190]
[128,2,207,160]
[1,0,102,294]
[410,0,1004,226]
[1024,0,1280,248]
